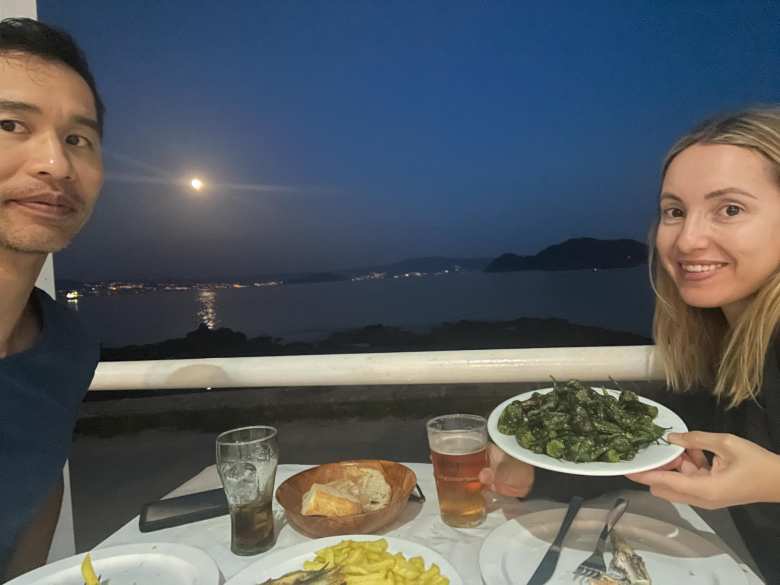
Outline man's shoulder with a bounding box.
[0,289,101,404]
[35,287,83,330]
[33,288,99,358]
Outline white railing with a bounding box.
[89,345,665,391]
[0,0,36,18]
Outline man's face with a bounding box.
[0,52,103,254]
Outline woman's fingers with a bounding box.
[648,484,717,510]
[633,434,779,508]
[478,467,495,486]
[657,454,685,471]
[624,454,687,483]
[668,431,733,455]
[626,469,661,485]
[480,443,534,497]
[686,448,710,469]
[479,465,529,497]
[679,458,703,475]
[629,468,722,507]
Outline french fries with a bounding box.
[302,539,449,585]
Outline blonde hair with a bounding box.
[650,106,780,408]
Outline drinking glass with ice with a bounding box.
[216,426,279,555]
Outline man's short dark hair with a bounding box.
[0,17,105,135]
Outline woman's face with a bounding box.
[656,143,780,319]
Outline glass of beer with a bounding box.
[426,414,488,528]
[216,425,279,555]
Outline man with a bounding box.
[0,18,104,580]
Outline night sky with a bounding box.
[38,1,779,281]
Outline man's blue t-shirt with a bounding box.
[0,288,99,573]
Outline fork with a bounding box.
[572,497,628,581]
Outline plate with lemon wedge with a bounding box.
[5,542,220,585]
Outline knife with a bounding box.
[525,495,584,585]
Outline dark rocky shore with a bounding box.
[99,316,651,362]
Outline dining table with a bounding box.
[98,462,765,585]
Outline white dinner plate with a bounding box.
[6,542,221,585]
[479,508,751,585]
[224,534,463,585]
[487,386,688,476]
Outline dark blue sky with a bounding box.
[39,1,779,280]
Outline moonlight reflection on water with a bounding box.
[197,290,219,329]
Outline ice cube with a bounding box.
[221,461,259,505]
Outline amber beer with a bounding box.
[427,415,488,528]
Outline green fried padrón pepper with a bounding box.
[497,379,666,463]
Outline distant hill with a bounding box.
[284,272,350,285]
[485,238,648,272]
[280,258,491,284]
[355,256,491,274]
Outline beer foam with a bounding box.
[430,431,485,455]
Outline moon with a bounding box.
[190,178,204,191]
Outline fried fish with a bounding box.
[259,567,345,585]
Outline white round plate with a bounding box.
[487,387,687,476]
[224,534,463,585]
[479,508,750,585]
[6,542,221,585]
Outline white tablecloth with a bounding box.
[100,463,764,584]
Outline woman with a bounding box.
[479,106,780,581]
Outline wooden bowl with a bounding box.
[275,460,417,537]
